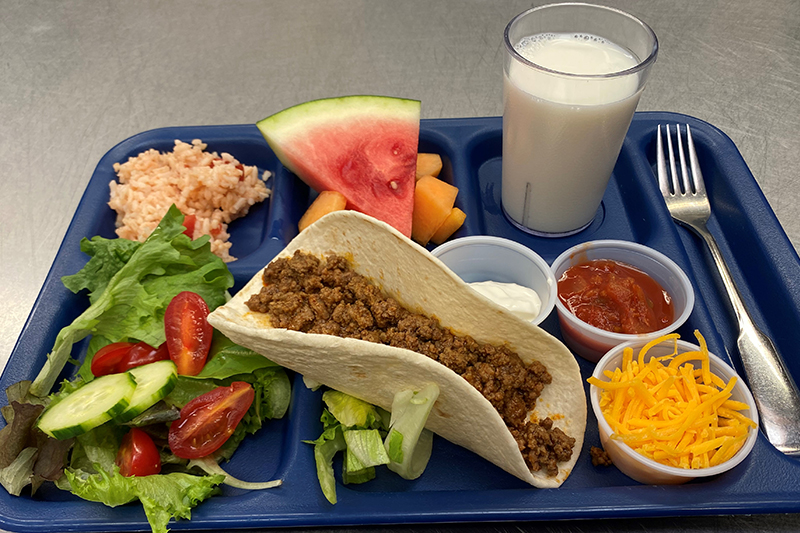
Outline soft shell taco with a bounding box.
[207,211,586,488]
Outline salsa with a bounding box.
[557,259,674,334]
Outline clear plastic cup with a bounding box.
[431,236,556,326]
[551,240,695,362]
[590,338,759,484]
[502,4,658,237]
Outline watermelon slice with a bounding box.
[257,96,420,237]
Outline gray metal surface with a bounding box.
[1,1,799,531]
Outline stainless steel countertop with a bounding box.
[2,1,799,532]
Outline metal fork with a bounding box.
[657,124,800,456]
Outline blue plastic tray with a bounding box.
[3,112,800,532]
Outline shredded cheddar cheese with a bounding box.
[588,331,756,469]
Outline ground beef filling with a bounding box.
[245,251,575,476]
[590,446,613,467]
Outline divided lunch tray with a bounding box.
[3,112,800,532]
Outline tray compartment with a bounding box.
[640,117,800,383]
[94,128,282,269]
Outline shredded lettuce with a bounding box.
[307,413,347,504]
[343,429,390,469]
[342,449,376,485]
[307,385,438,504]
[321,390,384,429]
[341,429,391,485]
[302,376,323,391]
[385,382,438,480]
[30,205,234,396]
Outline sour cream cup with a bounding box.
[431,236,556,326]
[590,338,759,484]
[551,240,694,362]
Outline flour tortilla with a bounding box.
[207,211,586,488]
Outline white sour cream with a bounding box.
[468,280,542,322]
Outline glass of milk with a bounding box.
[502,4,658,236]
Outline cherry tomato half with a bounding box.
[182,214,197,238]
[116,428,162,477]
[168,382,254,459]
[118,341,170,373]
[164,291,212,376]
[90,342,135,377]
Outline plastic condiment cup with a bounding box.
[431,236,556,326]
[590,338,759,484]
[551,240,695,362]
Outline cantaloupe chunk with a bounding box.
[430,207,466,245]
[412,175,458,246]
[416,153,443,180]
[298,190,348,232]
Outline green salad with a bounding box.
[0,206,291,533]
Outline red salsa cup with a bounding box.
[551,240,695,362]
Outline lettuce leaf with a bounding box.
[343,429,390,469]
[67,423,125,474]
[161,335,292,464]
[164,364,292,462]
[61,237,141,303]
[30,205,234,396]
[384,383,438,480]
[60,424,224,533]
[0,448,38,496]
[307,386,438,504]
[64,466,224,533]
[0,399,73,496]
[306,394,389,504]
[189,456,281,490]
[307,415,346,504]
[321,390,383,429]
[196,331,284,380]
[0,401,44,469]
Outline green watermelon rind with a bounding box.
[256,95,421,176]
[257,95,420,138]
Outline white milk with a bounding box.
[502,33,642,235]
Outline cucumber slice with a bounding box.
[116,360,178,423]
[37,373,136,440]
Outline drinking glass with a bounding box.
[502,3,658,236]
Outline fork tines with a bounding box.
[657,124,706,197]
